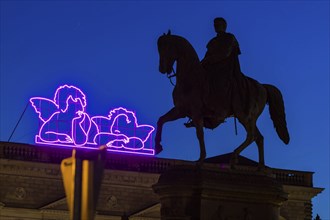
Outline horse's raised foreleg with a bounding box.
[155,107,185,154]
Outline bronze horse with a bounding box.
[155,32,289,168]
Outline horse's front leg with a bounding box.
[192,116,206,163]
[155,107,185,154]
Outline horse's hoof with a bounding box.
[184,121,195,128]
[230,154,238,169]
[257,164,266,172]
[155,144,163,155]
[196,153,206,165]
[195,159,204,167]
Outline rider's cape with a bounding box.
[202,33,257,116]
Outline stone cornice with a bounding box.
[0,206,121,220]
[103,170,159,187]
[0,159,62,179]
[282,185,324,200]
[0,141,320,188]
[40,198,67,209]
[0,158,160,188]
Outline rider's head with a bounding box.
[214,17,227,34]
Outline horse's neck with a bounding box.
[176,48,202,81]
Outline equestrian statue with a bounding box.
[155,18,290,169]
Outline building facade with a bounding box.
[0,142,323,220]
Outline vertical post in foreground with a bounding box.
[61,146,107,220]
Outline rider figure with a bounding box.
[185,17,244,128]
[201,17,242,76]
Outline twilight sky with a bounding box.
[0,1,329,218]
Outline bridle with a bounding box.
[167,67,177,86]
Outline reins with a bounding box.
[165,65,238,135]
[167,67,177,86]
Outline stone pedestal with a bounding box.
[153,164,287,220]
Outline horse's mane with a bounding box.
[158,34,200,64]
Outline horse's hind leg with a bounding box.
[230,119,256,168]
[155,107,185,154]
[255,127,265,169]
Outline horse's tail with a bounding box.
[263,84,290,144]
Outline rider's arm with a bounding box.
[225,33,241,58]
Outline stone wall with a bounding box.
[0,142,324,219]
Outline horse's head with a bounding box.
[157,31,177,74]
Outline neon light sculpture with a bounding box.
[30,85,155,155]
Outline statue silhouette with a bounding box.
[202,17,249,119]
[185,17,245,128]
[155,28,289,169]
[201,17,241,71]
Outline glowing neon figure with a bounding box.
[91,107,154,150]
[30,85,155,155]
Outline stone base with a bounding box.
[153,164,287,220]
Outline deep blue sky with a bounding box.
[1,1,329,218]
